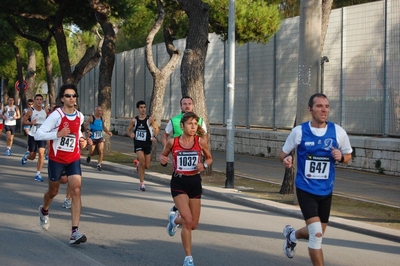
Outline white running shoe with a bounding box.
[38,205,49,230]
[69,230,87,245]
[283,225,297,259]
[183,256,195,266]
[62,198,71,209]
[167,209,179,236]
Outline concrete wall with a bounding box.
[110,118,400,176]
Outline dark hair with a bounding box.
[180,96,194,105]
[180,112,205,138]
[34,94,43,99]
[57,84,78,105]
[308,93,328,108]
[136,100,146,108]
[27,99,34,103]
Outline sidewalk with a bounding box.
[4,133,400,243]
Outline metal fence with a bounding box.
[56,0,400,136]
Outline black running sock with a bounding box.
[172,206,178,212]
[72,226,78,234]
[41,208,49,215]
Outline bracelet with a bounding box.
[339,155,345,163]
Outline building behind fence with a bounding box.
[55,0,399,137]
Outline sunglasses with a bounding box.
[63,94,78,98]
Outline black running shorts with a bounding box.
[296,187,332,223]
[170,173,202,199]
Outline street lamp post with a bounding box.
[225,0,235,188]
[321,56,329,93]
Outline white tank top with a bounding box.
[4,105,17,126]
[28,108,47,136]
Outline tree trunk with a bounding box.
[146,0,181,161]
[41,38,55,106]
[52,6,73,85]
[279,117,297,195]
[2,79,9,103]
[12,43,25,105]
[25,46,36,101]
[87,0,116,154]
[177,0,212,175]
[279,150,295,194]
[321,0,334,53]
[5,16,55,107]
[297,0,321,122]
[50,1,101,101]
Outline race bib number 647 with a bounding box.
[304,155,330,179]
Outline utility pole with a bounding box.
[225,0,235,188]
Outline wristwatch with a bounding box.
[203,162,208,169]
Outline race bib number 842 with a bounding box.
[56,134,76,152]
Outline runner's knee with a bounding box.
[308,222,323,249]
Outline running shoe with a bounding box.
[167,210,178,236]
[139,184,146,191]
[283,225,297,259]
[38,205,49,230]
[134,159,139,172]
[62,198,71,209]
[183,256,195,266]
[5,149,11,156]
[169,206,180,220]
[97,164,102,171]
[35,174,44,182]
[86,156,91,163]
[21,151,29,165]
[69,230,87,245]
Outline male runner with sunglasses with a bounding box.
[35,84,92,245]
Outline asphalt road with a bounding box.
[1,139,399,265]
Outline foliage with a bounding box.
[0,0,135,81]
[116,0,282,51]
[208,0,281,45]
[65,27,96,67]
[117,0,178,51]
[279,0,380,18]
